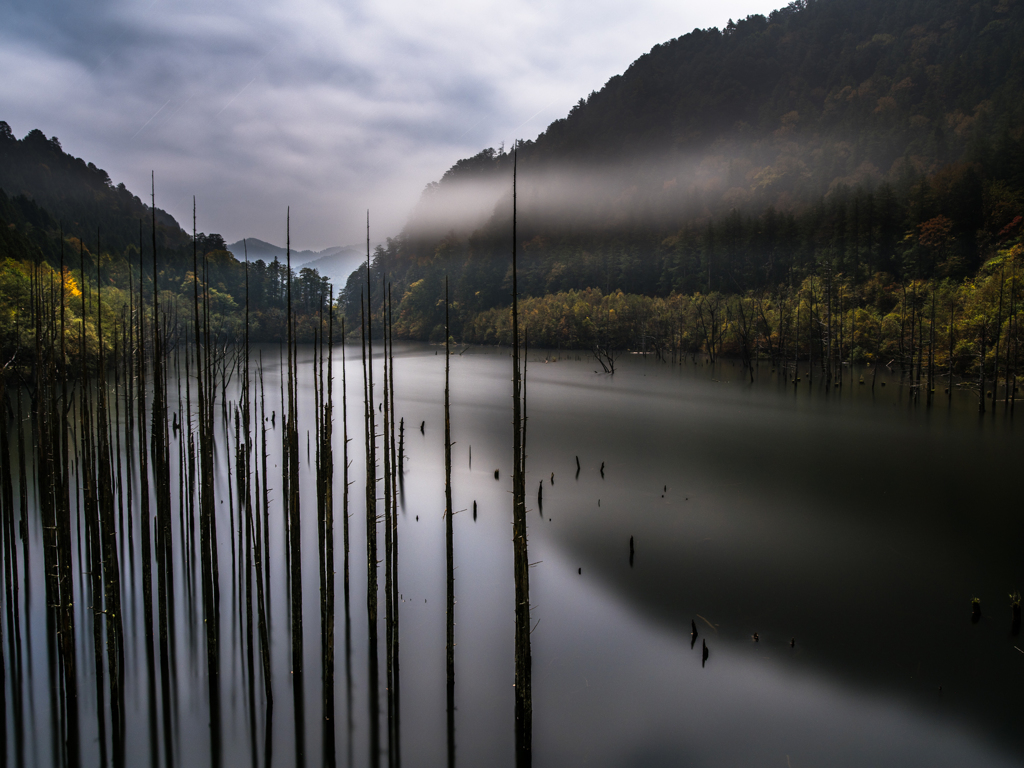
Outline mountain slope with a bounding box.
[0,123,339,358]
[301,246,365,290]
[407,0,1024,244]
[535,0,1024,167]
[0,121,189,258]
[225,239,359,266]
[343,0,1024,341]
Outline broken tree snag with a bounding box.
[592,344,616,374]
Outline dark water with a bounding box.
[6,344,1024,767]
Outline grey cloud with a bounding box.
[1,0,781,249]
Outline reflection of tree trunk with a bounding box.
[825,264,832,388]
[993,266,1004,407]
[838,285,845,389]
[735,297,754,383]
[445,279,456,768]
[978,323,986,415]
[808,287,815,386]
[917,287,924,398]
[947,298,955,405]
[1010,258,1017,413]
[928,287,935,405]
[695,295,719,363]
[756,293,775,364]
[898,284,907,380]
[794,299,800,383]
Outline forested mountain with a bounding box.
[537,0,1024,169]
[225,239,355,266]
[0,122,334,365]
[408,0,1024,239]
[0,122,189,260]
[341,0,1024,385]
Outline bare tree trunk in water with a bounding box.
[510,144,532,767]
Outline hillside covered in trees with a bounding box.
[340,0,1024,401]
[0,122,335,369]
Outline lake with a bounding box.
[4,342,1023,767]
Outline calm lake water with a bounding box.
[7,343,1024,767]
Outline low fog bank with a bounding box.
[402,132,921,244]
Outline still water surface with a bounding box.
[10,344,1024,767]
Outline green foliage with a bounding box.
[456,242,1024,390]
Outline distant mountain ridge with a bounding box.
[226,238,354,265]
[227,239,365,288]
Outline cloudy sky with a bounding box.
[3,0,781,250]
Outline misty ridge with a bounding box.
[226,238,366,288]
[405,0,1024,246]
[405,137,905,242]
[334,0,1024,349]
[225,238,361,267]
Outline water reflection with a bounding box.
[433,345,1023,766]
[3,343,1022,767]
